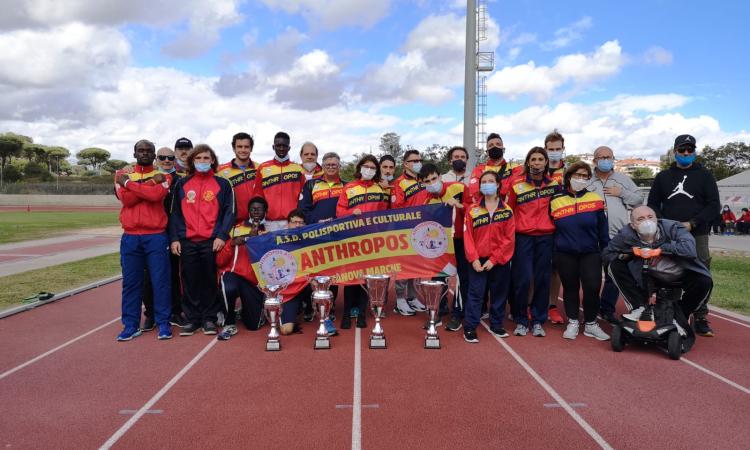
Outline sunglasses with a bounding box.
[675,146,696,154]
[157,155,176,161]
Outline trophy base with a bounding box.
[369,336,387,349]
[265,340,281,352]
[424,338,441,349]
[314,337,331,350]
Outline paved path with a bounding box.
[708,234,750,254]
[0,227,121,277]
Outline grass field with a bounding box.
[0,253,120,310]
[0,211,120,244]
[710,255,750,315]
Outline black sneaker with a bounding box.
[356,314,367,329]
[445,317,462,332]
[180,323,200,336]
[303,311,315,322]
[340,315,352,330]
[463,329,479,343]
[694,318,714,337]
[203,321,218,335]
[600,311,620,325]
[170,313,186,327]
[489,326,509,338]
[141,315,155,332]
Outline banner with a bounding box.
[247,204,456,286]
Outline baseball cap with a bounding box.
[674,134,696,149]
[174,137,193,149]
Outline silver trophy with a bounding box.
[261,284,284,351]
[417,280,447,349]
[310,275,334,350]
[364,274,391,349]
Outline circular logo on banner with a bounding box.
[259,249,298,285]
[410,221,448,259]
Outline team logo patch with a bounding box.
[186,190,196,203]
[263,167,274,176]
[223,169,231,176]
[259,249,298,286]
[410,221,448,259]
[202,190,216,202]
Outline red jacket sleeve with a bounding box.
[124,178,170,202]
[506,184,517,211]
[253,167,266,200]
[391,182,406,208]
[463,208,479,263]
[490,214,515,266]
[115,184,141,207]
[336,189,351,217]
[216,239,237,270]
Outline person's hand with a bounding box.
[603,185,622,197]
[170,241,181,256]
[444,198,463,209]
[681,221,692,231]
[117,174,129,187]
[378,180,390,189]
[472,260,483,272]
[353,208,362,216]
[482,259,495,271]
[231,237,246,246]
[151,173,166,184]
[213,238,226,252]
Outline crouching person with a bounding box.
[602,206,713,351]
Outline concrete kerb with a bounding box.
[0,274,122,319]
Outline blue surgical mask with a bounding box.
[425,180,442,194]
[159,167,176,174]
[597,159,614,172]
[195,162,211,173]
[480,183,497,196]
[411,162,422,174]
[547,151,563,162]
[675,153,696,166]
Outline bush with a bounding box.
[22,161,53,181]
[1,165,22,183]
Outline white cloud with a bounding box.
[259,0,391,30]
[542,16,592,50]
[643,46,673,65]
[486,40,625,101]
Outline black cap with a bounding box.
[174,137,193,149]
[674,134,696,149]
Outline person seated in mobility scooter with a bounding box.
[602,206,713,359]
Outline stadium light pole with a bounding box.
[463,0,477,176]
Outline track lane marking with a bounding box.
[100,338,218,449]
[351,327,362,450]
[708,313,750,329]
[678,356,750,395]
[480,321,614,450]
[0,317,120,381]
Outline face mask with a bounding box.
[159,167,176,174]
[723,207,729,211]
[451,159,467,172]
[410,162,422,174]
[570,178,590,192]
[275,154,290,163]
[675,153,696,166]
[597,159,614,172]
[529,167,544,175]
[488,146,503,160]
[302,162,317,172]
[360,167,376,180]
[425,180,442,194]
[480,183,497,196]
[547,151,563,162]
[195,162,211,173]
[637,220,658,237]
[382,174,394,182]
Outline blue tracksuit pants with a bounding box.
[511,233,554,326]
[120,233,171,329]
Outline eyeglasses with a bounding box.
[157,155,176,161]
[406,159,422,164]
[323,163,339,168]
[571,172,590,179]
[595,156,614,161]
[289,220,305,226]
[675,146,696,154]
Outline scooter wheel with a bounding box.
[611,325,625,352]
[667,330,681,360]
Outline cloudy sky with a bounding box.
[1,0,748,164]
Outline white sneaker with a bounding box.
[584,322,610,341]
[623,306,644,322]
[407,297,427,312]
[532,323,546,337]
[514,324,528,336]
[394,298,416,316]
[563,320,579,340]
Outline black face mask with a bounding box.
[451,159,466,172]
[488,146,503,160]
[530,167,544,175]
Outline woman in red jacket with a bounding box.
[463,171,515,343]
[170,144,235,336]
[335,155,389,329]
[721,205,736,234]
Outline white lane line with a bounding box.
[480,321,613,450]
[351,327,362,450]
[708,313,750,329]
[100,338,218,449]
[680,356,750,395]
[0,317,120,381]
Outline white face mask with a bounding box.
[547,151,563,162]
[360,167,376,180]
[275,154,289,163]
[302,162,317,172]
[382,174,394,182]
[637,220,658,237]
[570,178,590,192]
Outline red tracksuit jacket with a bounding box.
[114,165,171,234]
[413,181,468,239]
[253,159,306,221]
[169,170,235,242]
[468,159,519,201]
[336,180,389,217]
[464,198,516,265]
[217,159,257,224]
[506,173,560,236]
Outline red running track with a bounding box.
[1,282,749,449]
[0,236,119,264]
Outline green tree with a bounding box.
[698,142,750,181]
[564,154,582,165]
[76,147,111,173]
[102,159,129,173]
[630,167,654,179]
[23,161,53,181]
[1,165,21,183]
[0,134,25,186]
[422,144,450,174]
[23,144,50,166]
[378,132,403,160]
[46,146,71,173]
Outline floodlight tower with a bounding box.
[464,0,495,176]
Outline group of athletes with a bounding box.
[115,129,717,348]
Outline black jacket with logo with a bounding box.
[647,162,720,236]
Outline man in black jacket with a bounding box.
[647,134,720,336]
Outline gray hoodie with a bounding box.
[587,170,644,238]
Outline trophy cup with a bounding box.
[310,275,334,350]
[364,274,390,349]
[417,280,447,349]
[261,284,284,351]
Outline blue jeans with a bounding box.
[120,233,171,329]
[464,258,511,331]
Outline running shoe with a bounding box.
[583,322,610,341]
[563,320,579,340]
[203,321,218,335]
[394,298,416,316]
[622,306,644,322]
[694,318,714,337]
[463,329,479,343]
[141,316,155,332]
[513,324,528,336]
[489,326,509,338]
[157,323,173,340]
[445,317,462,332]
[180,323,200,336]
[324,319,338,337]
[532,323,546,337]
[217,324,238,341]
[407,297,427,312]
[117,327,142,342]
